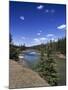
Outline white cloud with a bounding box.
[37,5,44,10]
[45,9,55,13]
[32,36,58,45]
[57,24,66,30]
[51,38,55,41]
[33,38,41,45]
[51,38,54,41]
[46,34,58,42]
[34,38,39,42]
[20,16,24,20]
[40,37,46,41]
[37,30,42,36]
[34,38,46,41]
[34,37,47,45]
[45,9,49,13]
[54,39,58,42]
[46,34,54,37]
[21,37,25,40]
[51,9,55,13]
[51,38,58,42]
[37,33,41,36]
[40,30,42,33]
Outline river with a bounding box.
[19,50,40,67]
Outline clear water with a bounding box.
[24,52,39,62]
[21,50,40,65]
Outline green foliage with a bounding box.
[31,37,66,55]
[9,33,12,44]
[57,37,66,55]
[10,45,19,61]
[45,49,58,86]
[9,33,19,61]
[44,58,58,85]
[35,44,58,86]
[20,44,26,51]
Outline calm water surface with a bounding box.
[20,50,40,65]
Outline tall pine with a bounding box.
[45,48,58,86]
[36,42,58,86]
[10,33,19,61]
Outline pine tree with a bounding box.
[45,49,58,86]
[20,43,26,51]
[10,33,19,61]
[9,33,12,44]
[35,45,46,78]
[35,42,58,86]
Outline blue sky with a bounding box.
[10,1,66,46]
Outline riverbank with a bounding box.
[9,60,49,89]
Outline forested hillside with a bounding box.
[30,37,66,55]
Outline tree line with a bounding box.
[31,37,66,55]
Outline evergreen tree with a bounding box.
[35,42,58,86]
[20,43,26,51]
[9,33,12,44]
[56,37,66,55]
[10,45,19,61]
[45,49,58,86]
[10,33,19,61]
